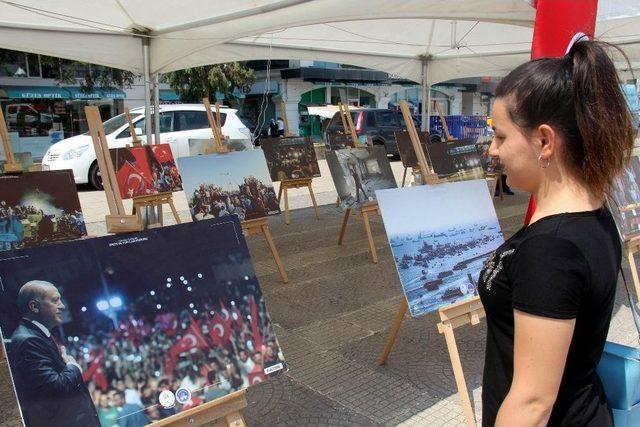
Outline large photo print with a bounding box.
[326,146,397,210]
[110,144,182,199]
[376,180,504,316]
[0,170,86,251]
[0,217,286,427]
[179,151,280,221]
[260,136,321,181]
[426,139,485,182]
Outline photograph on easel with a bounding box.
[326,146,397,211]
[426,139,485,182]
[395,130,430,169]
[0,170,86,251]
[260,136,321,181]
[109,144,182,199]
[179,151,281,221]
[188,138,254,156]
[608,154,640,240]
[0,217,286,427]
[376,180,504,316]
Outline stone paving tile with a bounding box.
[0,361,21,427]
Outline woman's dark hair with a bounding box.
[495,40,634,199]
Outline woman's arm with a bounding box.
[495,310,575,427]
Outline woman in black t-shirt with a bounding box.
[478,40,634,426]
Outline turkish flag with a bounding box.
[208,313,231,347]
[232,306,244,332]
[83,349,107,390]
[248,367,267,385]
[525,0,598,224]
[249,296,263,351]
[170,322,209,359]
[115,160,152,199]
[151,144,175,164]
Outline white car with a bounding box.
[42,104,253,189]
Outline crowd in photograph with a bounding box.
[0,201,85,250]
[150,160,182,193]
[264,144,319,181]
[62,280,283,427]
[189,176,279,221]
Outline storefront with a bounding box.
[0,85,124,160]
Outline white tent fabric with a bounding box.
[1,0,639,86]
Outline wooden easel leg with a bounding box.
[224,411,246,427]
[402,167,408,187]
[378,299,408,365]
[439,321,477,427]
[626,248,640,300]
[284,186,291,225]
[362,210,378,264]
[337,209,351,245]
[168,200,181,224]
[277,184,283,204]
[336,196,340,207]
[498,175,504,200]
[261,224,289,284]
[308,183,320,220]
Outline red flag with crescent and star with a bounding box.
[524,0,598,224]
[170,321,209,359]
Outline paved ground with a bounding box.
[1,158,638,426]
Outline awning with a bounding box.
[99,89,126,99]
[159,89,180,101]
[1,85,70,99]
[66,87,126,99]
[306,105,340,119]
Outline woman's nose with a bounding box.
[488,138,500,158]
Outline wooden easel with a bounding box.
[435,101,454,142]
[377,100,480,427]
[338,102,360,147]
[202,100,288,283]
[337,202,381,264]
[153,389,248,427]
[279,99,293,137]
[242,217,289,284]
[124,108,142,147]
[623,231,640,300]
[277,177,320,225]
[85,106,142,233]
[0,107,22,173]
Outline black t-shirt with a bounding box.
[478,208,620,426]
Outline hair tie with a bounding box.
[566,32,590,55]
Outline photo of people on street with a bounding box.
[179,151,281,221]
[0,170,86,251]
[110,144,182,199]
[0,217,286,427]
[326,146,397,210]
[260,136,321,181]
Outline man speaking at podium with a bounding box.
[8,280,99,427]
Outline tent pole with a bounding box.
[421,57,430,131]
[153,73,161,145]
[142,37,152,144]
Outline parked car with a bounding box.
[42,104,252,189]
[324,108,425,155]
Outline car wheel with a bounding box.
[88,161,104,190]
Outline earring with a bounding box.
[538,154,551,168]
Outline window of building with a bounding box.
[26,53,41,77]
[0,50,27,77]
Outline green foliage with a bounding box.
[163,62,255,102]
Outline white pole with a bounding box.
[153,73,161,145]
[142,37,152,144]
[421,58,429,132]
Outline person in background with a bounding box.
[276,117,285,136]
[479,40,634,426]
[268,119,279,138]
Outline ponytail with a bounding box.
[495,40,634,199]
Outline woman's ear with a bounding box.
[537,124,557,160]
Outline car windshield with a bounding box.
[84,112,143,135]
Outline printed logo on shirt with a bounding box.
[481,248,515,291]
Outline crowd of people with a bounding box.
[62,280,284,427]
[0,201,85,250]
[189,176,279,221]
[263,142,320,181]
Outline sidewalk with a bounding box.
[1,159,637,426]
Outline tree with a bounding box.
[0,48,136,92]
[163,62,255,103]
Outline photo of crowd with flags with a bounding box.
[179,151,281,222]
[260,136,321,181]
[0,218,285,427]
[0,171,86,251]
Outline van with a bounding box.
[42,104,252,189]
